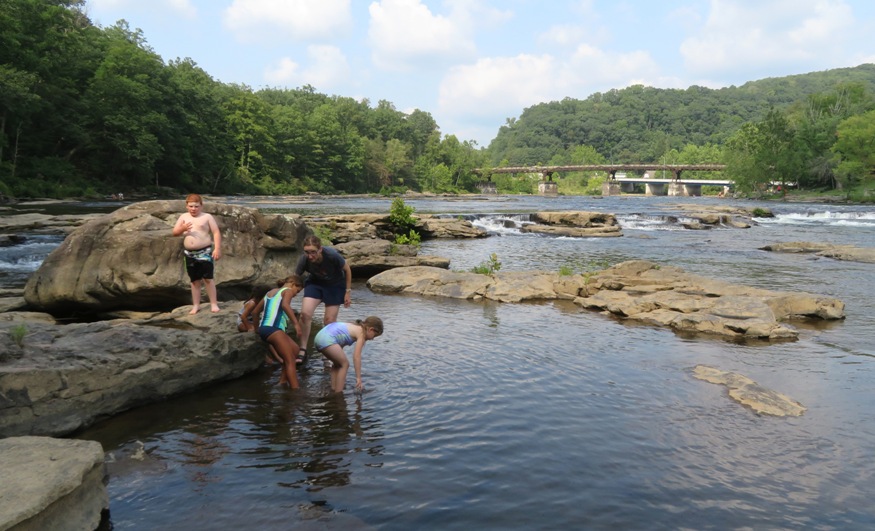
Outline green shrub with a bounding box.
[394,229,421,247]
[10,324,27,347]
[558,265,574,276]
[472,253,501,275]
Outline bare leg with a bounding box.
[204,278,219,312]
[267,331,300,388]
[320,344,349,392]
[323,304,341,325]
[189,280,202,314]
[264,344,282,365]
[298,296,321,352]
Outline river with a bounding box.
[3,194,874,529]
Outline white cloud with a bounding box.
[264,45,351,90]
[438,54,556,119]
[368,0,476,71]
[224,0,353,43]
[680,0,854,75]
[264,57,299,84]
[438,44,661,124]
[166,0,196,19]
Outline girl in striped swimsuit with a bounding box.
[242,275,303,388]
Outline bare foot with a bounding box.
[189,306,199,315]
[210,304,220,313]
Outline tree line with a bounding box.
[2,1,873,199]
[0,0,484,199]
[486,65,875,195]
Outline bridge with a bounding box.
[476,164,729,196]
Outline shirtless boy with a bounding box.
[172,194,222,314]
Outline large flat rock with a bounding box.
[0,436,107,531]
[367,260,845,341]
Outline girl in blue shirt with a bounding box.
[314,316,383,393]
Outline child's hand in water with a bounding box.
[355,380,364,393]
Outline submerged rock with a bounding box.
[692,365,807,416]
[761,241,875,264]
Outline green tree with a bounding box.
[832,109,875,189]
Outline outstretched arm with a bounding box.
[282,291,302,338]
[352,335,365,391]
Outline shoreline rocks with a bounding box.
[367,260,845,341]
[0,308,266,438]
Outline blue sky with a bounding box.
[83,0,875,146]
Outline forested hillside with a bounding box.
[487,64,875,167]
[0,0,483,199]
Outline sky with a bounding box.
[82,0,875,147]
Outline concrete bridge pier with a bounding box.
[538,178,558,196]
[477,181,497,194]
[646,183,666,196]
[602,182,620,196]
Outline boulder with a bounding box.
[692,365,807,416]
[416,215,488,239]
[23,200,310,314]
[303,213,487,242]
[0,436,108,531]
[0,308,267,438]
[522,211,623,237]
[334,239,451,277]
[367,260,845,341]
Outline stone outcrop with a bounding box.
[23,200,310,314]
[692,365,806,416]
[0,211,104,235]
[366,260,844,341]
[302,213,487,243]
[760,241,875,264]
[0,436,108,531]
[665,203,774,229]
[334,239,450,277]
[0,308,267,438]
[521,211,622,237]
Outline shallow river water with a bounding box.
[5,194,875,529]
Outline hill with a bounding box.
[486,64,875,166]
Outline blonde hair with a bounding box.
[356,316,384,336]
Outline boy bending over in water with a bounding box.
[314,316,383,393]
[172,194,222,314]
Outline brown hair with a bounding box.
[185,193,203,204]
[302,235,322,249]
[277,274,303,288]
[356,316,384,336]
